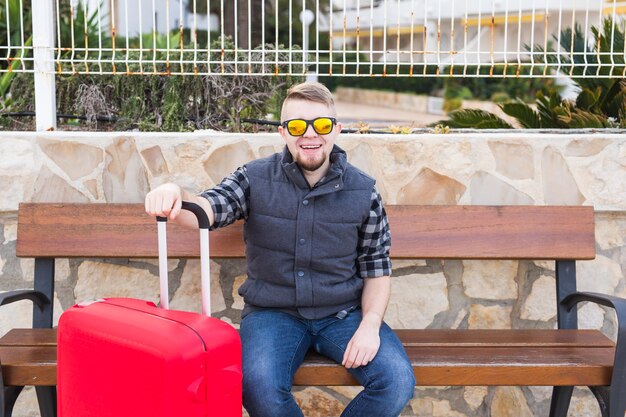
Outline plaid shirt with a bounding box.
[200,166,392,278]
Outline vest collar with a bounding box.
[281,145,347,195]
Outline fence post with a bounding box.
[32,0,57,131]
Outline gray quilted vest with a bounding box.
[238,145,375,319]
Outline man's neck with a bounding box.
[302,160,330,188]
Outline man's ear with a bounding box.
[278,125,288,143]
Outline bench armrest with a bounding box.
[0,290,50,312]
[562,291,626,412]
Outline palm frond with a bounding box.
[435,109,513,129]
[500,100,542,128]
[558,109,615,128]
[575,87,602,111]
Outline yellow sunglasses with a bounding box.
[281,117,337,137]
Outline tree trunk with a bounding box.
[223,0,265,49]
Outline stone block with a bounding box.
[294,387,345,417]
[468,304,512,329]
[488,142,534,180]
[410,397,437,416]
[528,386,552,402]
[595,214,626,250]
[328,386,363,399]
[521,275,556,321]
[568,389,602,417]
[565,138,611,156]
[534,260,555,271]
[346,142,389,202]
[432,400,467,417]
[0,299,33,335]
[11,387,39,417]
[141,145,169,177]
[170,259,226,314]
[143,258,180,271]
[83,179,99,199]
[3,221,17,243]
[542,146,585,205]
[231,274,247,310]
[470,171,534,205]
[21,259,70,283]
[39,139,103,180]
[491,387,533,417]
[0,175,28,211]
[75,261,159,304]
[392,259,428,269]
[203,140,255,183]
[462,260,518,300]
[578,302,605,330]
[0,138,37,176]
[385,272,449,329]
[464,386,488,410]
[397,168,466,205]
[578,255,621,294]
[103,137,150,202]
[32,166,90,203]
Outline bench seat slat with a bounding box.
[1,329,613,387]
[0,329,57,346]
[2,328,613,348]
[0,346,57,386]
[395,329,615,347]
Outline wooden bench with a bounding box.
[2,203,625,417]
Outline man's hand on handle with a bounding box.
[145,182,184,220]
[145,183,215,229]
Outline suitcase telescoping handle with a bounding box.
[156,201,211,317]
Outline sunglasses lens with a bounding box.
[313,118,334,135]
[287,119,307,136]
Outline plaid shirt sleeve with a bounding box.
[199,166,250,230]
[357,188,392,278]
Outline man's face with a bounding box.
[279,99,342,173]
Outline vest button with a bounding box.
[297,270,305,277]
[299,238,306,245]
[302,200,309,205]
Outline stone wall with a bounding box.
[1,131,624,417]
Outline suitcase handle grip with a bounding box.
[155,201,212,316]
[156,201,210,229]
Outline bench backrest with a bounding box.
[16,203,595,260]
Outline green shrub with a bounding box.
[490,92,511,103]
[443,98,463,113]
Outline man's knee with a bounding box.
[366,358,415,406]
[242,361,294,414]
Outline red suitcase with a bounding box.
[58,201,242,417]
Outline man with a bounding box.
[145,82,415,417]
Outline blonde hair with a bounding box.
[281,82,336,119]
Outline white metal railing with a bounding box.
[1,0,624,77]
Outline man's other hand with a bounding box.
[342,321,381,368]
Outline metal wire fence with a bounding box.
[1,0,625,77]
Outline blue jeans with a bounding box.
[240,309,415,417]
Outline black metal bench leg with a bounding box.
[2,386,24,417]
[549,386,574,417]
[35,386,56,417]
[590,385,626,417]
[589,386,610,417]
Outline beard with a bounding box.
[296,150,328,172]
